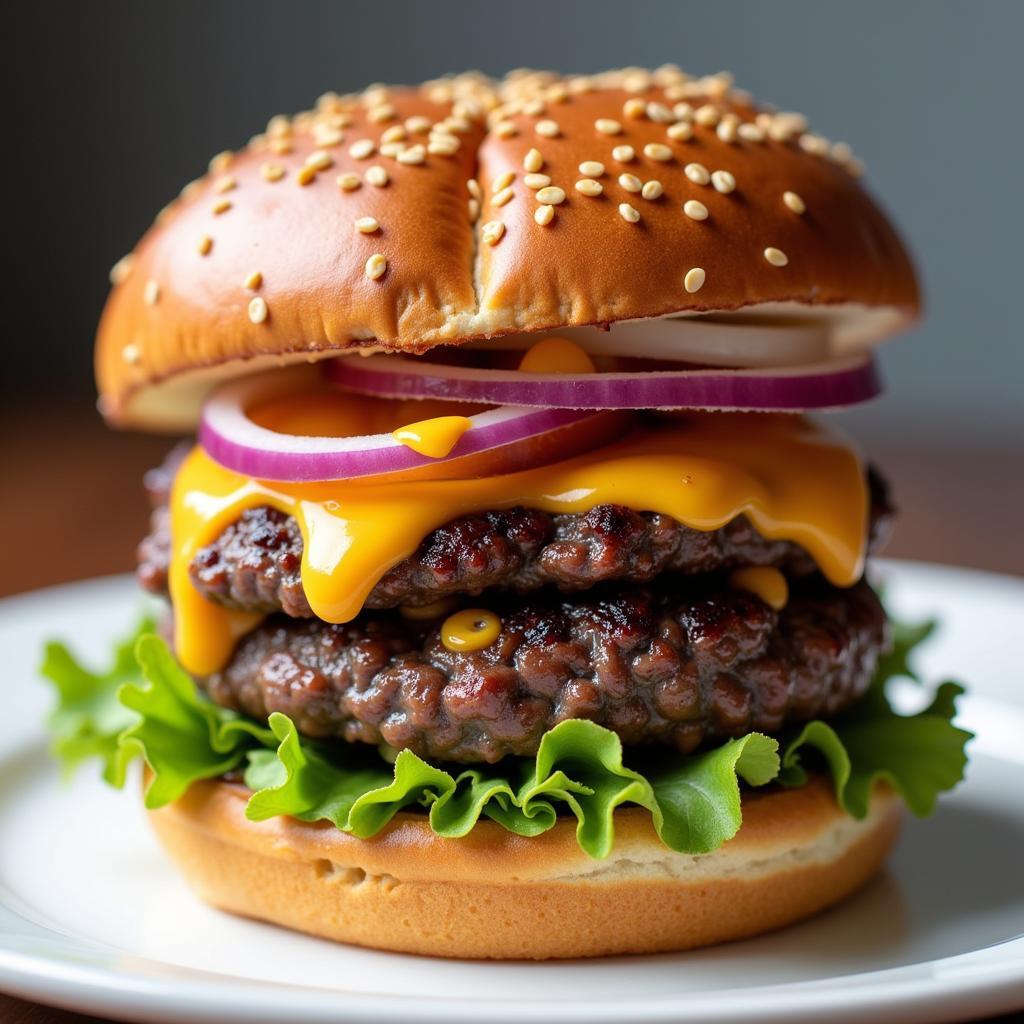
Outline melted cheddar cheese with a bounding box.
[169,411,867,675]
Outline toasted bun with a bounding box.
[147,774,901,959]
[97,68,919,429]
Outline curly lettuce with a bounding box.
[41,609,971,859]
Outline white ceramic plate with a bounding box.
[0,561,1022,1024]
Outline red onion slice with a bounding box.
[325,353,883,412]
[199,371,614,483]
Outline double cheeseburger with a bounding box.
[80,67,969,959]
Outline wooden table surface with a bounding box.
[1,400,1021,1023]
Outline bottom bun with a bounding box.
[147,775,901,960]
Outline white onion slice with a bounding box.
[325,353,883,412]
[461,316,835,368]
[199,370,613,483]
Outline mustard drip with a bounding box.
[441,609,502,652]
[169,413,867,675]
[730,566,790,610]
[392,415,473,459]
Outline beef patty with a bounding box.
[137,450,893,616]
[201,576,887,764]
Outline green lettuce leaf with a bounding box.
[41,617,154,783]
[779,615,972,817]
[42,605,972,859]
[118,635,274,807]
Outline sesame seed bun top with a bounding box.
[95,66,920,429]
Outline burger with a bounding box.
[46,66,970,959]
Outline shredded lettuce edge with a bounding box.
[40,608,972,860]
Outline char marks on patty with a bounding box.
[201,576,887,763]
[136,446,893,615]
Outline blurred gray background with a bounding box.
[3,0,1022,599]
[9,0,1022,445]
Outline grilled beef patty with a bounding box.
[201,576,887,764]
[137,448,892,616]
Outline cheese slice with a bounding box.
[170,411,867,675]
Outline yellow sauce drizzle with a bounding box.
[392,415,473,459]
[518,336,596,374]
[169,411,867,676]
[441,609,502,652]
[729,566,790,611]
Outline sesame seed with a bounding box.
[313,127,345,148]
[783,190,806,214]
[214,196,235,214]
[644,142,673,162]
[684,162,710,185]
[534,204,554,225]
[647,101,673,123]
[575,178,603,196]
[397,146,426,165]
[683,199,709,220]
[243,271,263,290]
[618,202,640,223]
[143,279,160,306]
[763,247,789,267]
[717,119,738,143]
[196,234,213,255]
[109,254,134,285]
[213,175,237,194]
[494,120,518,138]
[305,149,334,171]
[121,343,140,365]
[482,220,505,246]
[364,164,387,189]
[711,170,736,193]
[831,141,854,164]
[595,118,622,136]
[349,139,375,160]
[428,136,460,156]
[337,172,361,191]
[618,173,642,193]
[641,179,663,200]
[365,253,387,280]
[667,121,693,141]
[261,162,286,182]
[673,102,694,121]
[355,216,380,233]
[524,173,552,189]
[493,170,516,192]
[405,115,432,134]
[269,138,293,155]
[523,148,544,172]
[683,267,706,293]
[535,186,566,205]
[368,103,397,124]
[248,296,268,324]
[579,160,605,177]
[737,123,765,142]
[612,144,635,162]
[694,104,720,127]
[535,119,560,138]
[467,178,482,200]
[208,151,232,174]
[492,186,514,207]
[799,133,830,157]
[296,166,317,186]
[623,98,646,119]
[523,99,546,117]
[468,198,480,221]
